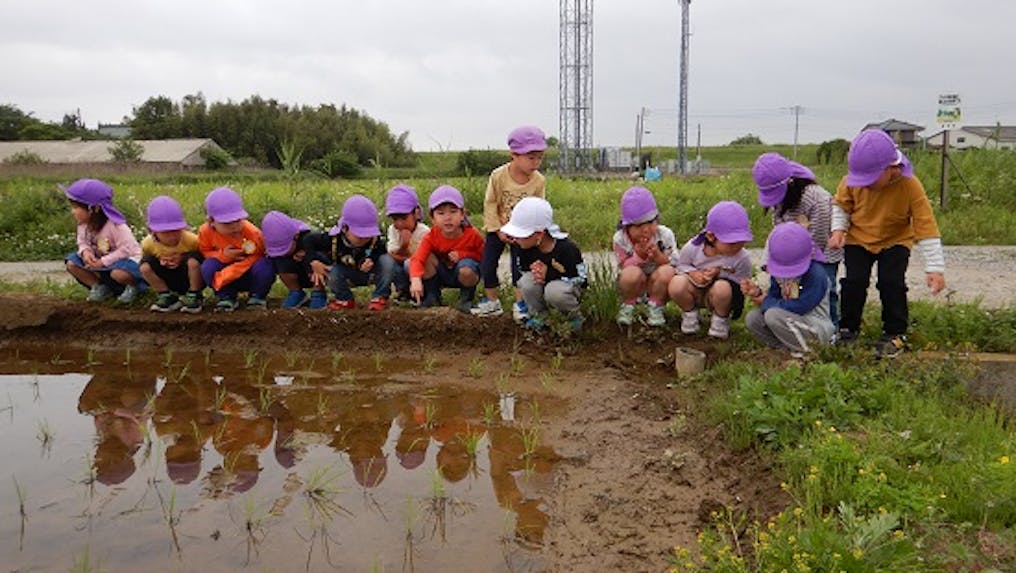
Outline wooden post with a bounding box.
[939,129,949,210]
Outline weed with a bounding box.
[494,372,511,395]
[466,357,486,378]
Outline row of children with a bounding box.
[63,125,945,355]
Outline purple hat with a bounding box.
[204,187,248,222]
[385,184,421,216]
[145,195,188,232]
[261,211,310,257]
[846,130,914,187]
[620,186,659,226]
[699,201,753,244]
[752,153,816,208]
[507,125,548,155]
[329,195,380,237]
[428,185,465,211]
[766,222,826,279]
[62,178,127,224]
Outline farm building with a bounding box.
[0,138,232,168]
[862,118,925,147]
[925,126,1016,150]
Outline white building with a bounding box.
[925,126,1016,150]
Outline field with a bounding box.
[1,152,1015,571]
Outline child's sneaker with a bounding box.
[282,289,309,309]
[328,299,356,310]
[616,303,636,326]
[368,297,387,311]
[470,297,504,317]
[524,315,547,331]
[568,313,585,332]
[512,300,530,323]
[179,292,203,313]
[708,315,730,339]
[308,290,328,309]
[86,283,114,302]
[834,328,859,345]
[215,298,238,312]
[247,297,268,310]
[150,292,181,312]
[116,284,138,304]
[454,295,475,314]
[681,310,701,334]
[875,334,906,358]
[646,302,667,327]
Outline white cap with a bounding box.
[500,197,568,239]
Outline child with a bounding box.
[668,201,754,339]
[62,178,145,304]
[500,197,586,331]
[140,195,204,313]
[752,152,843,328]
[829,129,946,358]
[381,184,430,304]
[409,185,484,312]
[473,125,548,321]
[613,186,677,327]
[198,186,274,311]
[741,223,835,355]
[261,210,328,309]
[324,194,390,310]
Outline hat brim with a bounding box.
[346,223,381,238]
[767,258,810,279]
[757,182,788,208]
[714,229,753,243]
[510,142,548,155]
[148,221,187,232]
[500,221,536,238]
[622,209,659,226]
[210,209,249,223]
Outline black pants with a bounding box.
[839,244,910,336]
[480,232,521,289]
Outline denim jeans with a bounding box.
[66,252,147,293]
[330,260,391,301]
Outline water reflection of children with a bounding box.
[77,373,156,485]
[152,376,218,484]
[487,425,554,547]
[394,398,430,471]
[210,382,274,493]
[331,391,395,489]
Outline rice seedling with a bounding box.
[331,351,344,372]
[30,373,40,401]
[123,346,132,366]
[163,347,174,367]
[373,352,384,373]
[528,399,542,426]
[243,348,258,369]
[0,392,12,422]
[460,430,485,458]
[429,468,447,500]
[213,385,228,412]
[423,400,438,429]
[316,393,330,418]
[422,353,438,374]
[481,402,498,426]
[203,347,212,366]
[69,545,101,573]
[36,418,54,450]
[14,476,26,550]
[255,357,271,382]
[402,495,421,572]
[85,346,98,366]
[539,371,556,391]
[303,465,353,522]
[258,387,275,414]
[519,426,539,460]
[509,354,526,377]
[170,363,191,384]
[551,350,564,371]
[154,482,182,557]
[49,352,62,365]
[284,351,300,369]
[465,357,490,379]
[240,495,270,565]
[340,367,358,383]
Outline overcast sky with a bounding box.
[4,0,1015,150]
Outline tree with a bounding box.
[129,96,181,139]
[816,138,850,164]
[729,133,763,145]
[546,136,559,147]
[109,139,144,163]
[0,104,37,140]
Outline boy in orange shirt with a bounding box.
[409,185,484,312]
[198,187,275,311]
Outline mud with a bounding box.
[0,294,786,572]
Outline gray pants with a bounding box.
[745,307,835,354]
[518,272,581,314]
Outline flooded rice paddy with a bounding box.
[0,346,563,572]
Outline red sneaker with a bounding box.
[327,299,356,310]
[367,297,387,311]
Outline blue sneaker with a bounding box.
[524,315,547,331]
[282,289,309,309]
[215,298,238,312]
[308,290,328,309]
[512,300,530,323]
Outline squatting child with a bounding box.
[63,178,145,304]
[409,185,484,312]
[500,197,586,331]
[472,125,548,321]
[260,210,328,309]
[198,187,274,311]
[613,186,677,327]
[668,201,754,339]
[141,195,204,313]
[380,184,430,304]
[741,222,835,355]
[828,129,946,358]
[323,195,391,310]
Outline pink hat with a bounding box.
[694,201,753,245]
[329,195,381,237]
[146,195,189,232]
[752,153,816,208]
[766,222,826,279]
[63,178,127,224]
[384,184,421,216]
[507,125,548,155]
[620,186,659,226]
[205,187,248,222]
[261,211,310,257]
[846,130,914,187]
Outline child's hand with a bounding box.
[310,260,330,287]
[293,249,306,262]
[530,260,547,285]
[496,231,509,244]
[447,250,460,264]
[926,272,946,295]
[828,230,846,249]
[360,258,374,273]
[160,254,181,269]
[82,250,101,268]
[410,277,424,302]
[740,278,765,304]
[633,239,651,260]
[399,228,413,246]
[223,245,245,262]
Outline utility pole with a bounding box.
[939,129,949,209]
[677,0,691,175]
[791,105,802,160]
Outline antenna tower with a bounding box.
[559,0,593,172]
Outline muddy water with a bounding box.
[0,347,562,572]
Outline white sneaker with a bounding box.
[646,303,666,327]
[470,297,504,317]
[512,300,530,323]
[708,315,730,339]
[117,285,138,304]
[616,303,635,326]
[681,310,700,334]
[86,283,113,302]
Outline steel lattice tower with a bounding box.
[559,0,593,172]
[678,0,691,174]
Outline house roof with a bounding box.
[962,125,1016,142]
[0,139,224,165]
[863,118,926,132]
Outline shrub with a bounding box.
[730,133,764,145]
[456,149,505,177]
[817,138,850,164]
[201,146,233,170]
[2,150,47,165]
[108,139,144,163]
[310,149,362,178]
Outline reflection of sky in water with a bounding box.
[0,358,557,573]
